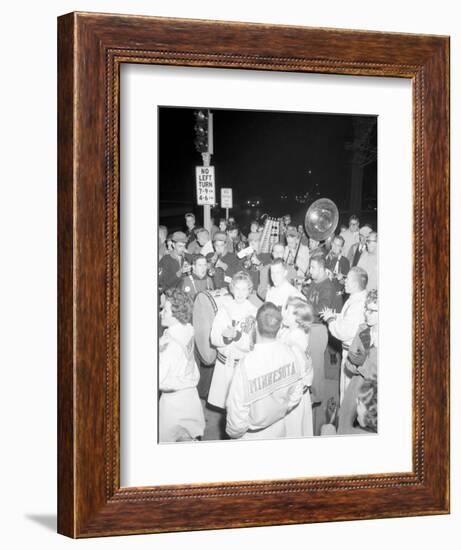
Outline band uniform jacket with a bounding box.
[158,323,205,442]
[240,252,272,290]
[178,272,214,301]
[225,340,304,439]
[302,276,338,321]
[158,252,192,293]
[206,251,241,289]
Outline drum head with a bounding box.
[193,291,231,366]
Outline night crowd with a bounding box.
[158,212,378,443]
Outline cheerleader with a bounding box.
[207,271,257,410]
[278,296,315,437]
[158,289,205,442]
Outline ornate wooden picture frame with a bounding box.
[57,12,450,537]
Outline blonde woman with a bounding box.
[279,296,315,437]
[207,271,257,410]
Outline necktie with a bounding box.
[352,245,362,267]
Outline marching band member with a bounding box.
[158,289,205,442]
[240,231,272,290]
[158,231,192,294]
[178,254,214,300]
[206,231,240,290]
[226,302,305,440]
[207,271,257,410]
[195,228,214,257]
[302,255,338,434]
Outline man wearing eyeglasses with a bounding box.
[357,231,378,291]
[340,215,361,258]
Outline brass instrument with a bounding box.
[304,198,339,242]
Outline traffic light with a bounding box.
[194,109,209,153]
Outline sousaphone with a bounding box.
[304,198,339,242]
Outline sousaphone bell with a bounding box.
[304,198,339,242]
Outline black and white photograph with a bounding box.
[157,106,378,443]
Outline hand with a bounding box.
[216,260,228,271]
[181,264,191,274]
[326,269,333,280]
[320,307,335,322]
[344,359,360,376]
[222,326,236,339]
[250,255,261,266]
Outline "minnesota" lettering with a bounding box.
[248,362,296,394]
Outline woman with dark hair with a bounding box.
[279,296,315,437]
[158,289,205,442]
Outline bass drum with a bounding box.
[193,290,233,366]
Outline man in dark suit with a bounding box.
[158,231,192,293]
[347,225,372,267]
[325,235,350,311]
[206,231,241,289]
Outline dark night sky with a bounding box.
[158,106,377,231]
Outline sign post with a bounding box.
[220,188,233,220]
[196,165,216,225]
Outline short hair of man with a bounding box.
[349,266,368,290]
[271,257,287,269]
[185,212,195,221]
[310,255,326,269]
[192,254,207,266]
[256,302,282,339]
[334,235,345,247]
[196,227,209,238]
[349,214,359,223]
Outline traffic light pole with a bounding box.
[201,110,213,233]
[201,151,211,233]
